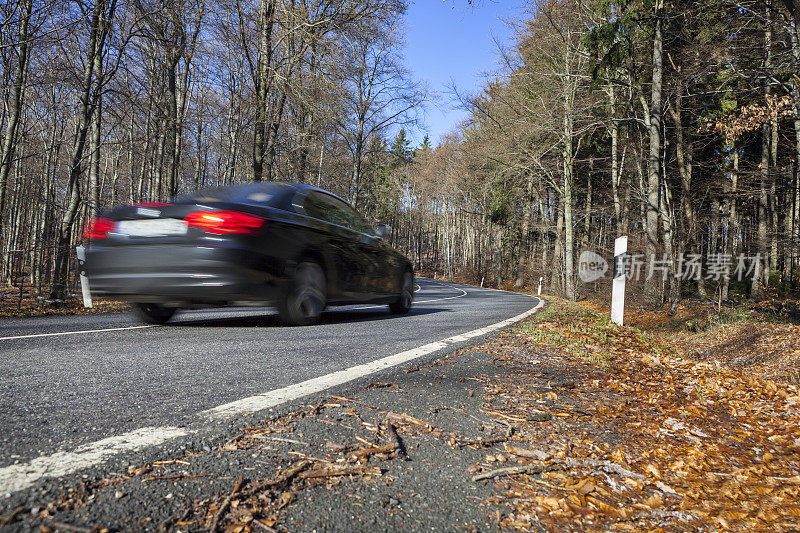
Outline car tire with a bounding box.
[389,270,414,314]
[131,303,177,325]
[278,260,327,326]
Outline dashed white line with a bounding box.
[0,324,155,341]
[350,282,466,310]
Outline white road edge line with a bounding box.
[0,288,542,496]
[0,426,188,496]
[203,287,539,420]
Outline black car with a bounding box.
[83,182,414,326]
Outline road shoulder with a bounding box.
[1,338,517,531]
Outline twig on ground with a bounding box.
[354,435,375,447]
[504,444,553,461]
[386,411,436,430]
[47,521,96,533]
[473,458,646,483]
[209,475,243,533]
[364,382,401,391]
[524,477,570,490]
[353,444,395,458]
[455,435,509,448]
[251,519,278,532]
[564,458,646,481]
[329,395,382,411]
[480,409,527,423]
[287,451,333,463]
[143,474,211,482]
[0,506,24,528]
[473,463,565,481]
[240,460,312,498]
[153,459,190,467]
[298,465,382,480]
[383,419,409,460]
[264,436,310,446]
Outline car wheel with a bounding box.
[389,270,414,314]
[131,303,177,325]
[279,260,327,326]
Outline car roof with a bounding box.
[178,182,354,210]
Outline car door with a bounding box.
[335,202,394,297]
[301,192,369,301]
[314,194,377,298]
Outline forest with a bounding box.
[1,0,799,307]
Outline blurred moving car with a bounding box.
[83,183,414,326]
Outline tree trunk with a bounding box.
[752,19,773,300]
[351,116,365,205]
[264,90,288,182]
[50,0,110,300]
[608,85,623,235]
[0,0,33,238]
[563,124,575,301]
[644,0,665,306]
[88,68,103,215]
[790,14,800,289]
[722,147,739,301]
[252,0,276,182]
[166,58,179,197]
[752,125,771,300]
[669,84,706,298]
[515,174,533,287]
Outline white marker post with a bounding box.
[75,246,93,308]
[538,276,543,296]
[611,237,627,326]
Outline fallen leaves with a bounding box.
[481,297,800,531]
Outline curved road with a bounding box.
[0,278,539,495]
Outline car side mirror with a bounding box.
[375,224,391,239]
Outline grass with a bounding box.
[514,297,677,366]
[516,294,800,385]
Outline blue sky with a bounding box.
[403,0,527,147]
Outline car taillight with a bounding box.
[184,210,265,235]
[83,217,116,239]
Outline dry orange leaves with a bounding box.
[482,299,800,532]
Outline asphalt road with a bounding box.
[0,278,538,497]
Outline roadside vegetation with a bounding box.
[476,296,800,530]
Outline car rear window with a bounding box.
[177,184,292,209]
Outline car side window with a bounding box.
[303,192,372,234]
[303,192,348,228]
[324,195,373,234]
[341,204,373,234]
[302,193,329,222]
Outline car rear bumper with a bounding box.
[85,244,286,305]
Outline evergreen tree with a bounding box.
[421,134,431,151]
[390,128,412,168]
